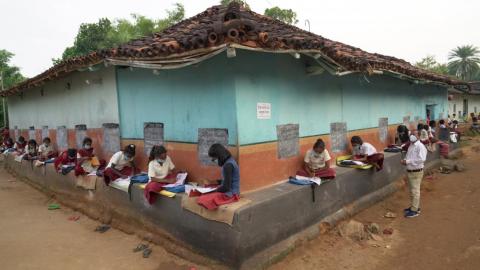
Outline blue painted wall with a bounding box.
[116,55,238,144]
[116,49,447,146]
[231,50,448,145]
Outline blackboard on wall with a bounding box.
[103,123,121,154]
[144,122,164,155]
[378,118,388,143]
[56,126,68,150]
[198,128,229,166]
[330,122,348,153]
[28,126,35,140]
[276,124,299,159]
[14,126,18,141]
[41,126,49,140]
[75,124,87,148]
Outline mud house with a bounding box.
[1,3,470,267]
[2,4,467,192]
[448,81,480,118]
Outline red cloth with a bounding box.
[15,141,26,151]
[74,148,95,176]
[144,173,176,204]
[197,192,240,210]
[103,166,133,185]
[367,153,384,171]
[54,151,77,171]
[296,168,336,179]
[439,142,449,158]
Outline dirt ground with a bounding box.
[0,169,207,270]
[1,143,480,270]
[270,142,480,270]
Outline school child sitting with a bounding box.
[144,145,178,204]
[38,137,58,161]
[297,139,336,179]
[197,144,240,210]
[13,136,27,155]
[24,139,39,160]
[54,148,77,175]
[351,136,384,171]
[2,137,14,153]
[74,137,104,176]
[103,144,136,185]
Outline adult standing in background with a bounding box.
[401,134,428,218]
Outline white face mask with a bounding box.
[84,145,92,150]
[409,135,418,143]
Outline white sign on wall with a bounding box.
[257,102,271,120]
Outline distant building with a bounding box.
[2,3,468,192]
[448,81,480,119]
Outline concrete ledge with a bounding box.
[1,146,450,269]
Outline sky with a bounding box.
[1,0,479,78]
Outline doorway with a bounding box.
[426,104,437,120]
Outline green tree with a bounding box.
[53,3,185,64]
[0,49,26,127]
[415,55,449,75]
[220,0,250,9]
[0,50,26,89]
[448,45,480,81]
[264,6,298,25]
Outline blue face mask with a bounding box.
[157,159,165,164]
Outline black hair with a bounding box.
[6,137,13,143]
[439,119,445,125]
[67,148,77,158]
[397,124,409,133]
[313,138,325,149]
[429,120,436,127]
[417,123,424,131]
[423,124,429,130]
[208,143,231,166]
[453,120,459,124]
[28,139,37,147]
[351,136,363,145]
[82,137,92,146]
[124,144,136,156]
[149,145,167,161]
[18,136,25,142]
[43,137,51,143]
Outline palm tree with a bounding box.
[448,45,480,81]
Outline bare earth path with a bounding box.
[270,143,480,270]
[0,168,206,270]
[1,144,480,270]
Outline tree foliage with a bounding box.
[447,45,480,81]
[0,50,26,89]
[220,0,250,9]
[414,55,449,75]
[264,7,298,25]
[53,3,185,64]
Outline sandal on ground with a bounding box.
[133,243,148,253]
[94,224,110,233]
[143,248,152,258]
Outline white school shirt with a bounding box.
[360,143,377,156]
[38,144,53,155]
[148,156,175,180]
[107,151,133,170]
[405,140,427,170]
[304,149,331,170]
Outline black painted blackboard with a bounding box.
[330,122,348,153]
[144,122,164,155]
[276,124,299,159]
[14,126,18,141]
[41,126,49,140]
[378,118,388,143]
[75,124,87,148]
[102,123,120,154]
[56,126,68,150]
[198,128,229,166]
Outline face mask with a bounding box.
[313,153,320,158]
[44,143,50,147]
[157,159,166,164]
[409,135,418,143]
[84,145,92,150]
[124,155,131,160]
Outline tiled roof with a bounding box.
[1,2,468,96]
